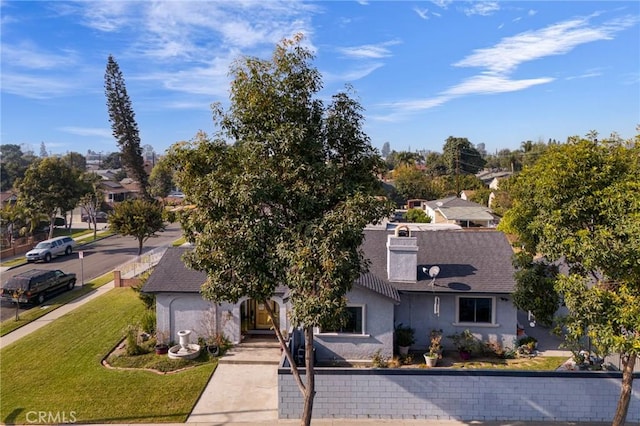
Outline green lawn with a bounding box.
[0,273,114,337]
[0,288,216,424]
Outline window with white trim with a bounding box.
[457,296,494,324]
[320,305,365,334]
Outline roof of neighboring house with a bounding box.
[0,191,17,205]
[361,228,516,294]
[424,196,495,222]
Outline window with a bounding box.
[457,297,494,324]
[320,305,365,334]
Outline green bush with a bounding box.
[140,309,156,334]
[518,336,538,347]
[125,325,144,356]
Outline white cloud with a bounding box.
[463,1,500,17]
[380,13,638,117]
[337,40,400,59]
[444,74,554,96]
[454,15,639,75]
[414,8,429,20]
[385,95,452,112]
[431,0,452,9]
[1,42,78,69]
[323,63,385,84]
[58,127,112,138]
[565,69,603,80]
[79,1,132,32]
[1,73,76,99]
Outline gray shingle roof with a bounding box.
[356,273,401,302]
[361,229,516,294]
[143,230,516,297]
[142,247,206,293]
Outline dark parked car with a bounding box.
[82,211,109,223]
[1,269,77,305]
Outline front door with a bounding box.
[242,299,279,331]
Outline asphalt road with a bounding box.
[0,223,183,322]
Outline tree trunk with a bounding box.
[612,352,636,426]
[300,325,315,426]
[262,303,315,426]
[137,239,143,255]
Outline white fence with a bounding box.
[115,245,168,279]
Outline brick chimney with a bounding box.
[386,225,418,282]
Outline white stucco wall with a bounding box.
[155,293,214,344]
[155,293,290,345]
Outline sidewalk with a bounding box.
[0,281,114,350]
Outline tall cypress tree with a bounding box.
[104,55,149,198]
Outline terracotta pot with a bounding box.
[155,344,169,355]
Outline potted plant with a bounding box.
[448,329,477,360]
[205,335,220,356]
[154,331,169,355]
[517,336,538,357]
[424,329,443,366]
[395,323,415,356]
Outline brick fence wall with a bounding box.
[278,367,640,422]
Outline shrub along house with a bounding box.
[143,224,518,361]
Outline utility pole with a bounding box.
[455,144,460,196]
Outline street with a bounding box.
[0,223,183,322]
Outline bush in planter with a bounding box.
[395,323,416,347]
[447,329,480,359]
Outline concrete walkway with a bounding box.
[187,336,281,424]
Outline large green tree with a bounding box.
[62,151,87,172]
[104,55,149,198]
[78,173,106,239]
[148,157,175,199]
[15,157,83,239]
[0,144,36,191]
[167,35,391,425]
[393,165,433,201]
[108,198,165,255]
[442,136,486,176]
[499,135,640,426]
[101,152,122,170]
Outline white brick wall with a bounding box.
[278,369,640,422]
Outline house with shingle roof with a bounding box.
[424,196,498,227]
[143,224,517,362]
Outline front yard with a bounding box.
[0,288,216,424]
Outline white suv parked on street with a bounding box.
[25,236,76,263]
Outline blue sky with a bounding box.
[2,1,639,157]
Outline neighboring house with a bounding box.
[98,179,141,204]
[0,191,17,208]
[476,170,513,188]
[423,196,498,228]
[144,224,517,363]
[406,199,428,210]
